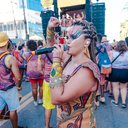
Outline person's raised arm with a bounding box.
[46,17,60,47]
[81,12,84,20]
[49,44,98,105]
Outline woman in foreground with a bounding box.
[48,17,100,128]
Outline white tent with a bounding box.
[29,35,43,40]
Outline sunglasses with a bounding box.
[66,31,83,40]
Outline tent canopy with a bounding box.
[41,0,86,8]
[58,0,86,8]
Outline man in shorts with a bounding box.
[0,32,21,128]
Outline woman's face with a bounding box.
[66,25,86,56]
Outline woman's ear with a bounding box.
[84,39,91,47]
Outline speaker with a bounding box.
[92,3,105,35]
[40,10,54,38]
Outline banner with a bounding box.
[41,0,87,8]
[58,0,86,8]
[41,0,53,8]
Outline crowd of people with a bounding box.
[0,11,128,128]
[60,12,84,37]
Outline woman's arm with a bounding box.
[50,67,97,105]
[108,50,113,62]
[46,17,60,47]
[81,12,84,19]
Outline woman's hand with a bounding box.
[48,17,60,30]
[52,44,64,62]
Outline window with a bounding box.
[0,24,2,31]
[7,24,11,31]
[10,24,13,30]
[3,25,7,31]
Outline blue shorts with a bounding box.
[0,86,20,111]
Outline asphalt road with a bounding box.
[1,81,128,128]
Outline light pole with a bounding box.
[22,0,29,40]
[10,1,18,38]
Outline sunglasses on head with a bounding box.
[70,31,83,40]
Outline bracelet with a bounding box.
[49,62,63,87]
[53,60,61,63]
[47,28,54,37]
[53,57,62,61]
[50,77,63,88]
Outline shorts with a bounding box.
[107,68,128,83]
[29,79,43,85]
[0,86,20,111]
[42,80,55,110]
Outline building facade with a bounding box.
[0,0,43,40]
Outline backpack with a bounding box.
[97,46,123,75]
[97,47,112,75]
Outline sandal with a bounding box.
[100,97,105,104]
[122,104,127,108]
[111,100,118,106]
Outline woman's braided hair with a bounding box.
[72,20,98,62]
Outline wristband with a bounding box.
[50,62,63,87]
[53,57,62,62]
[47,28,54,36]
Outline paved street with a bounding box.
[95,93,128,128]
[1,81,128,128]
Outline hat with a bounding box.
[101,36,109,43]
[0,32,9,47]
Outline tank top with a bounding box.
[112,51,128,69]
[0,52,15,91]
[25,53,45,79]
